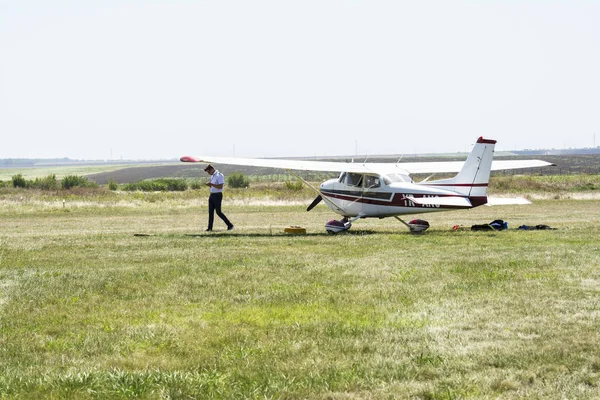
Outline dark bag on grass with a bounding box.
[471,220,507,231]
[518,224,557,230]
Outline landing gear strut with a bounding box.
[394,216,430,234]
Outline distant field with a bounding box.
[82,154,600,185]
[0,164,153,181]
[83,155,600,184]
[1,190,599,398]
[86,164,210,184]
[2,153,599,186]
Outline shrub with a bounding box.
[12,174,28,188]
[140,181,168,191]
[574,182,599,191]
[122,181,163,191]
[108,179,119,191]
[227,172,249,188]
[189,180,205,190]
[61,175,96,189]
[122,179,187,192]
[156,178,187,191]
[31,174,59,190]
[121,183,138,191]
[284,180,304,191]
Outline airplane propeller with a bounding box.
[306,195,323,211]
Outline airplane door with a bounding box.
[362,175,382,215]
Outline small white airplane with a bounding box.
[181,137,554,233]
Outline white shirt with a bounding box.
[210,170,225,193]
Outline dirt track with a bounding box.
[86,165,206,184]
[85,164,292,184]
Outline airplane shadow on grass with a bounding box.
[133,229,518,238]
[184,230,379,238]
[177,230,512,238]
[133,230,381,238]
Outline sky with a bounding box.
[1,0,599,160]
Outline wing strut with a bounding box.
[285,169,346,214]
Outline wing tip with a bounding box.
[180,156,201,163]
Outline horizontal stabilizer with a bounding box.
[491,160,556,171]
[485,197,532,206]
[405,196,472,207]
[400,159,554,174]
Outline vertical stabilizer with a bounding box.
[425,137,496,201]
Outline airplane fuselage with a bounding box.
[319,174,486,218]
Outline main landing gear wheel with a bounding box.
[394,216,430,234]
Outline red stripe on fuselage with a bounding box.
[320,190,486,210]
[420,183,488,187]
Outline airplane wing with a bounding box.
[180,156,554,174]
[180,156,403,174]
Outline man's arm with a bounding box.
[206,173,225,189]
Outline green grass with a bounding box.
[1,190,599,398]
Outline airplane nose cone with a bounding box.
[321,179,334,189]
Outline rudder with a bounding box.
[425,137,496,198]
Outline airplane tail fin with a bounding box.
[425,137,496,201]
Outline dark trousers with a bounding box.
[208,192,232,230]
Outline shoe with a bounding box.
[205,228,212,232]
[227,225,234,231]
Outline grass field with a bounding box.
[1,189,599,398]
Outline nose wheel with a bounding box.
[325,217,351,233]
[324,216,363,234]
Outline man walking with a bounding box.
[204,164,234,231]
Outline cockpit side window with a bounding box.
[364,175,381,189]
[345,173,363,187]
